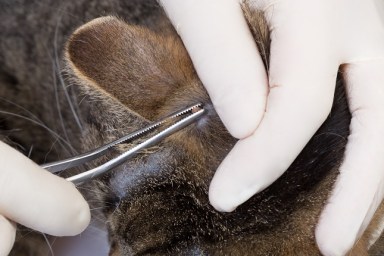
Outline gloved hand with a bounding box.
[0,142,90,256]
[160,0,384,255]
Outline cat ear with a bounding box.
[65,16,195,120]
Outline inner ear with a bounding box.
[65,16,194,120]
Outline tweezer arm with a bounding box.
[40,124,161,173]
[40,145,109,173]
[67,107,205,185]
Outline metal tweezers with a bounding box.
[40,103,205,185]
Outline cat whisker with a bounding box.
[0,97,45,125]
[27,145,34,158]
[44,137,59,163]
[90,206,109,211]
[41,232,55,256]
[41,25,78,157]
[53,15,83,131]
[77,186,104,194]
[10,141,27,153]
[90,214,108,224]
[110,200,121,217]
[314,132,347,141]
[51,56,72,152]
[77,94,89,106]
[0,110,76,155]
[17,228,35,239]
[0,97,77,154]
[85,199,115,205]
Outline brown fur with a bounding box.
[64,4,384,256]
[2,0,384,255]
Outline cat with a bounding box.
[1,0,384,255]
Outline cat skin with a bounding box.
[1,0,384,255]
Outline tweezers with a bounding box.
[40,103,205,185]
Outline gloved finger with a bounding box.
[209,0,339,212]
[0,214,16,256]
[160,0,268,138]
[0,142,90,236]
[316,59,384,256]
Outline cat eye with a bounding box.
[40,103,205,185]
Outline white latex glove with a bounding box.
[160,0,384,255]
[0,142,90,255]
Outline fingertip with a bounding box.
[208,158,243,212]
[209,175,260,213]
[315,221,355,256]
[315,198,361,256]
[208,159,247,213]
[208,160,259,213]
[0,215,16,256]
[65,189,91,236]
[47,181,91,236]
[208,183,238,213]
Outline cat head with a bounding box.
[65,16,236,254]
[64,9,350,255]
